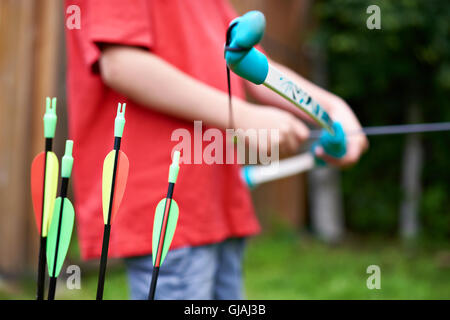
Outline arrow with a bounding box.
[225,12,450,166]
[242,122,450,187]
[148,151,181,300]
[30,97,59,300]
[46,140,75,300]
[96,103,130,300]
[309,122,450,139]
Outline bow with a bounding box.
[224,11,450,187]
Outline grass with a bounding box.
[243,231,450,299]
[1,230,449,300]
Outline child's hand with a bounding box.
[314,134,368,168]
[234,103,310,157]
[314,98,369,168]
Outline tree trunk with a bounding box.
[306,44,345,243]
[308,167,344,242]
[399,105,423,240]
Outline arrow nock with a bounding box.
[44,97,57,139]
[61,140,74,178]
[168,150,180,184]
[114,103,126,138]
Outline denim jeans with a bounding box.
[124,238,246,300]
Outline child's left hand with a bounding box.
[314,97,369,168]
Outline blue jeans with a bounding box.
[125,238,246,300]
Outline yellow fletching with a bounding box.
[42,152,59,237]
[102,150,116,224]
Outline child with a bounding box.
[65,0,367,299]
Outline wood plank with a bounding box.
[27,0,64,268]
[0,0,63,275]
[0,0,36,275]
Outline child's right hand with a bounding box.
[234,103,310,157]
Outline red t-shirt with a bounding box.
[65,0,260,260]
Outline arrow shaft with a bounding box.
[36,238,47,300]
[148,266,160,300]
[96,136,121,300]
[36,137,52,300]
[361,122,450,136]
[310,122,450,139]
[48,277,57,300]
[96,224,111,300]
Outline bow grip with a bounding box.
[312,122,347,166]
[225,11,269,85]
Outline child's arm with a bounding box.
[99,45,309,155]
[244,58,369,167]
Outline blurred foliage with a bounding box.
[309,0,450,238]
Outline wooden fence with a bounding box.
[0,0,64,275]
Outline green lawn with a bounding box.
[1,231,449,300]
[244,232,450,299]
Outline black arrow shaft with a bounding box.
[47,277,57,300]
[148,266,160,300]
[96,136,121,300]
[310,122,450,139]
[96,224,111,300]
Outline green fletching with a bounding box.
[61,140,74,178]
[168,151,180,183]
[43,97,57,139]
[152,198,179,266]
[46,197,75,277]
[114,103,126,138]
